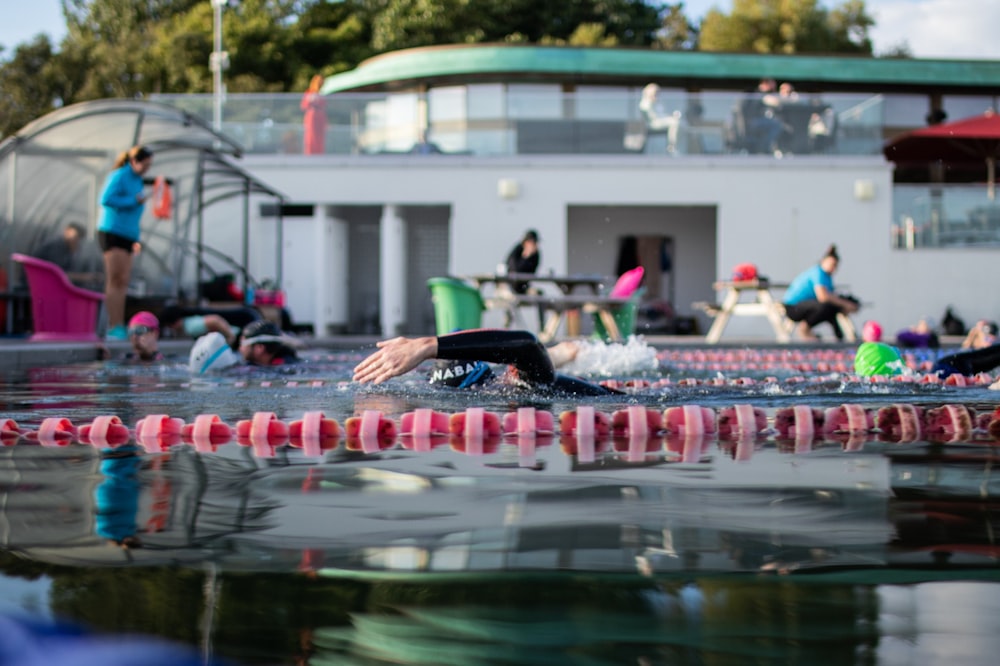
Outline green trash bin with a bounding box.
[427,277,485,335]
[592,287,645,342]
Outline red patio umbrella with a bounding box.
[883,110,1000,199]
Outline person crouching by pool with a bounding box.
[238,320,301,366]
[353,329,620,396]
[782,244,858,341]
[126,311,164,361]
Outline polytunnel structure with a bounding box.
[0,99,285,303]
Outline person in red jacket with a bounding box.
[300,74,327,155]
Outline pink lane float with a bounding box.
[344,410,398,453]
[502,407,556,436]
[288,411,342,457]
[135,414,185,452]
[182,414,235,452]
[78,415,132,448]
[5,402,1000,454]
[717,404,768,438]
[774,406,825,440]
[25,417,77,447]
[1,418,22,445]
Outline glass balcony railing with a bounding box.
[892,184,1000,249]
[151,89,890,157]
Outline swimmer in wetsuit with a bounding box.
[931,343,1000,378]
[353,329,620,396]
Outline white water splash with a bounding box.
[558,336,660,377]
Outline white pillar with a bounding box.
[380,205,406,337]
[313,206,349,336]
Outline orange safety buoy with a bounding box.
[151,175,173,220]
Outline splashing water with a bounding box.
[558,336,659,377]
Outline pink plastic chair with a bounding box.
[11,253,104,342]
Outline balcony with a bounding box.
[151,89,889,158]
[892,184,1000,249]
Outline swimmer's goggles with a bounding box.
[239,333,298,348]
[128,325,157,337]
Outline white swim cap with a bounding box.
[189,332,239,374]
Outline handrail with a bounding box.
[141,227,263,296]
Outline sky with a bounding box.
[1,0,999,61]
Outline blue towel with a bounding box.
[0,615,218,666]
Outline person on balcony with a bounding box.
[300,74,328,155]
[742,78,785,155]
[639,84,682,154]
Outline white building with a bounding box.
[191,45,998,340]
[5,45,983,341]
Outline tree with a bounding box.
[698,0,874,55]
[0,0,890,141]
[0,36,62,138]
[656,2,698,50]
[367,0,663,53]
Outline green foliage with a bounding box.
[0,36,63,138]
[367,0,662,52]
[698,0,873,55]
[0,0,883,139]
[656,2,698,50]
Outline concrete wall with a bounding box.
[229,153,997,339]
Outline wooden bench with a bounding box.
[693,301,723,317]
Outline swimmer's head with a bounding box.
[861,320,882,343]
[128,311,159,333]
[189,332,239,374]
[429,360,493,388]
[854,341,905,377]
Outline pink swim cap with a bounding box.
[128,311,159,330]
[862,320,882,343]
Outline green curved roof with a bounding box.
[321,44,1000,94]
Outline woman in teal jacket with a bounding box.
[98,145,153,340]
[782,244,859,341]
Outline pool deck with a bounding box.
[0,332,906,373]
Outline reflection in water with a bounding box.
[1,354,1000,663]
[94,445,143,549]
[0,438,998,663]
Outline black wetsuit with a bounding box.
[932,344,1000,377]
[435,329,620,396]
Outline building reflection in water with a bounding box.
[1,433,998,664]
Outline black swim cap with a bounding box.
[429,360,494,388]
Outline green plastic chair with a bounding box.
[427,277,485,335]
[592,287,645,342]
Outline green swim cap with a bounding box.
[854,341,905,377]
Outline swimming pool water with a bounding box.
[1,344,999,665]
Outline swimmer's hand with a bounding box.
[353,336,438,384]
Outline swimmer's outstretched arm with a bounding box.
[353,330,559,385]
[353,336,438,384]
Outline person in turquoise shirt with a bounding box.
[782,244,858,341]
[97,145,153,340]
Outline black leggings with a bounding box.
[932,344,1000,377]
[435,329,618,396]
[784,300,845,340]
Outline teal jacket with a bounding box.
[98,164,146,241]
